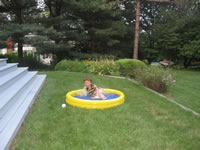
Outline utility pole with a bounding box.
[133,0,171,59]
[133,0,140,59]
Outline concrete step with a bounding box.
[0,75,46,150]
[0,72,37,119]
[0,59,7,67]
[0,67,28,93]
[0,75,46,132]
[0,63,18,77]
[0,75,37,132]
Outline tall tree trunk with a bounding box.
[133,0,140,59]
[16,9,24,66]
[18,41,23,67]
[183,57,193,68]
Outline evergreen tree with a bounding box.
[41,0,127,60]
[0,13,8,49]
[71,0,127,54]
[0,0,38,66]
[37,0,77,62]
[178,17,200,67]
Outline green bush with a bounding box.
[55,60,88,72]
[135,66,174,93]
[69,52,116,60]
[23,53,50,70]
[117,59,147,77]
[87,59,120,76]
[0,53,18,63]
[0,53,50,70]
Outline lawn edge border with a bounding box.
[105,75,200,117]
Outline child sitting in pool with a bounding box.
[83,77,106,100]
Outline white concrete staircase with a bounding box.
[0,58,46,150]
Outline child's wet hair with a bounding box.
[83,77,92,82]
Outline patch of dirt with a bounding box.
[163,92,174,99]
[188,128,200,136]
[170,120,188,127]
[151,109,170,120]
[9,123,25,150]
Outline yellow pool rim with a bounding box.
[66,89,125,109]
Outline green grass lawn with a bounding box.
[11,71,200,150]
[167,70,200,113]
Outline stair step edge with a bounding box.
[0,75,45,132]
[0,72,37,117]
[0,67,28,87]
[0,75,46,150]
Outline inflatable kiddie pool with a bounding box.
[66,89,124,109]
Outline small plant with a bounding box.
[88,59,120,76]
[117,59,147,77]
[55,60,88,72]
[135,66,174,93]
[82,60,94,66]
[142,59,149,64]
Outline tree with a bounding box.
[132,0,197,59]
[133,0,171,59]
[35,0,74,62]
[0,0,38,66]
[0,13,8,49]
[178,16,200,67]
[71,0,127,54]
[180,40,200,68]
[138,0,199,63]
[41,0,127,60]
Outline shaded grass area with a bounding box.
[167,70,200,113]
[11,71,200,150]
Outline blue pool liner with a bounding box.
[74,94,119,100]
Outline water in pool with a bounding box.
[74,94,119,100]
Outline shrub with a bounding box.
[87,59,120,76]
[117,59,147,77]
[82,60,94,66]
[55,60,88,72]
[0,53,50,70]
[0,53,18,63]
[23,53,50,70]
[135,66,174,93]
[69,52,116,60]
